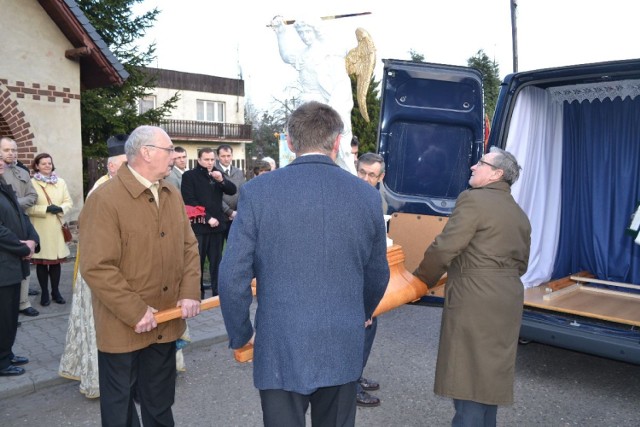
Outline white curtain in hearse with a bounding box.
[505,86,564,288]
[506,81,640,288]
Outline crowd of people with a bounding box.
[0,100,530,427]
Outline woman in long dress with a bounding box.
[26,153,72,306]
[58,256,100,397]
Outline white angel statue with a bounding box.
[271,15,376,174]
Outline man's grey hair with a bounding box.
[125,126,161,161]
[357,152,385,172]
[262,156,276,169]
[287,102,343,154]
[489,146,521,186]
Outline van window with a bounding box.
[385,121,473,199]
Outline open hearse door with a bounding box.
[378,59,484,272]
[380,58,640,364]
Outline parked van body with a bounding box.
[379,58,640,364]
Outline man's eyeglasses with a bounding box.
[144,144,175,154]
[477,159,498,169]
[357,169,382,180]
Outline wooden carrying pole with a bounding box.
[232,245,438,363]
[154,296,255,361]
[569,276,640,291]
[153,297,221,324]
[154,296,255,363]
[154,245,438,363]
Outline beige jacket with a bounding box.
[415,181,531,405]
[27,177,73,261]
[79,165,200,353]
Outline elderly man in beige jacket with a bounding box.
[414,147,531,427]
[80,126,201,426]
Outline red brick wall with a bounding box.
[0,79,80,164]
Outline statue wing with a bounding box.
[345,28,376,122]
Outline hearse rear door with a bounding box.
[378,59,485,217]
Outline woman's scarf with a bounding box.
[33,172,58,185]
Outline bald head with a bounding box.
[0,137,18,165]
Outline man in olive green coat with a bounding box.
[414,147,531,426]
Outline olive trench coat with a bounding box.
[79,165,201,353]
[414,181,531,405]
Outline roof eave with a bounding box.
[38,0,129,89]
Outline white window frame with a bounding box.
[138,95,156,114]
[197,100,225,122]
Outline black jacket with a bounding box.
[0,181,39,286]
[181,164,237,234]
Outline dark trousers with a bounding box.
[0,283,20,370]
[260,382,357,427]
[98,342,177,427]
[222,219,233,245]
[452,399,498,427]
[196,232,223,296]
[356,318,378,393]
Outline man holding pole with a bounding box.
[219,102,389,426]
[80,126,201,426]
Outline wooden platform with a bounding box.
[388,212,448,272]
[524,282,640,327]
[425,272,640,327]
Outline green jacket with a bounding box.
[415,181,531,405]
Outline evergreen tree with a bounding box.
[76,0,178,159]
[409,49,425,62]
[350,75,381,154]
[245,112,283,166]
[467,49,500,120]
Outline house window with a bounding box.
[197,100,225,122]
[139,96,156,114]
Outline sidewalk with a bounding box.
[0,246,233,401]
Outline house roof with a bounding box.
[38,0,129,89]
[140,67,245,96]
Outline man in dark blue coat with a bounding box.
[0,154,39,376]
[181,148,236,298]
[219,101,390,426]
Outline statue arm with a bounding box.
[271,17,303,66]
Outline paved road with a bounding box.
[1,302,639,426]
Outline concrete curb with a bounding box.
[0,250,247,402]
[0,330,231,401]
